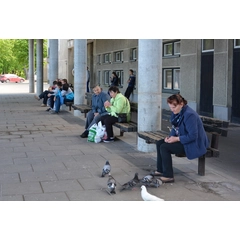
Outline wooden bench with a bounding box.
[65,102,73,111]
[113,102,138,136]
[138,115,229,176]
[72,92,92,117]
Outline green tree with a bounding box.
[0,39,48,78]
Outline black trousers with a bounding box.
[156,139,185,178]
[39,90,52,105]
[124,86,134,100]
[100,115,118,138]
[48,95,55,109]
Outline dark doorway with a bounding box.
[232,48,240,123]
[200,52,214,117]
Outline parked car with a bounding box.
[0,74,25,83]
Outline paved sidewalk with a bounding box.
[0,93,240,201]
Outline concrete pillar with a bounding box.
[213,39,232,121]
[49,39,58,85]
[74,39,87,116]
[28,39,34,93]
[137,39,162,152]
[36,39,44,95]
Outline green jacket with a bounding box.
[106,93,131,122]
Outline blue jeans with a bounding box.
[85,110,102,130]
[156,139,185,178]
[54,95,61,113]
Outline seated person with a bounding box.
[35,80,58,107]
[80,85,110,138]
[49,81,74,114]
[61,80,74,104]
[47,81,63,114]
[100,86,130,143]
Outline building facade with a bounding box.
[57,39,240,124]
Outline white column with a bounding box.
[49,39,58,85]
[137,39,162,152]
[36,39,43,95]
[74,39,87,116]
[28,39,34,93]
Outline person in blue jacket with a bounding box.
[124,69,136,100]
[80,85,110,138]
[151,94,209,183]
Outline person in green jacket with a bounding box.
[101,86,131,142]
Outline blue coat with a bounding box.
[92,91,110,116]
[170,105,209,160]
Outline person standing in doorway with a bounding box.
[124,69,136,100]
[87,67,90,92]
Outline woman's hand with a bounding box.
[104,100,111,108]
[165,136,180,143]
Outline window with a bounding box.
[103,53,111,63]
[115,70,124,86]
[174,41,180,55]
[164,43,172,56]
[234,39,240,48]
[103,70,111,85]
[97,71,101,85]
[202,39,214,52]
[130,48,137,61]
[163,40,180,57]
[114,51,123,62]
[97,55,101,64]
[163,68,180,91]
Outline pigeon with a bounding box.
[141,185,164,201]
[107,174,117,194]
[141,174,154,183]
[148,178,162,188]
[101,160,111,177]
[120,172,140,191]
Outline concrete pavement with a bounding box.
[0,93,240,201]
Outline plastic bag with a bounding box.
[102,127,108,140]
[87,123,98,142]
[94,122,106,143]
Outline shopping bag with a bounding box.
[87,123,98,142]
[94,122,106,143]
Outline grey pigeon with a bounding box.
[141,185,164,201]
[120,172,140,191]
[141,174,154,184]
[107,174,117,194]
[101,160,111,177]
[148,178,162,188]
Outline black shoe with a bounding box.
[103,138,114,143]
[80,130,89,138]
[46,108,51,111]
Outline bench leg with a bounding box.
[69,105,71,111]
[120,130,124,137]
[198,155,205,176]
[211,133,219,149]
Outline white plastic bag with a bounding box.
[87,123,98,142]
[94,122,106,143]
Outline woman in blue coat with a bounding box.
[152,94,209,183]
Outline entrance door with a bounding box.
[199,52,214,117]
[232,47,240,123]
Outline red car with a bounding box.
[0,74,25,83]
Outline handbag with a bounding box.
[117,113,127,123]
